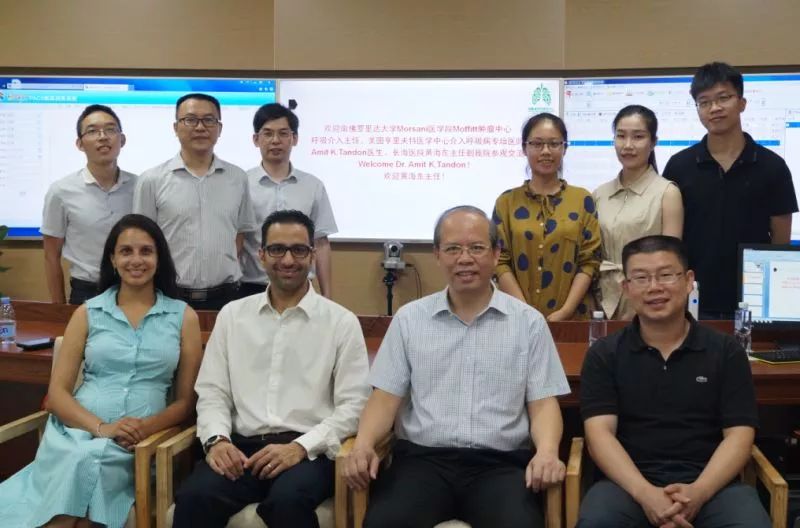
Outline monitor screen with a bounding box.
[0,75,276,237]
[739,244,800,326]
[564,73,800,242]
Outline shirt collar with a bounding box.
[431,283,510,318]
[626,312,705,353]
[259,280,317,318]
[81,167,129,190]
[168,152,223,176]
[696,132,758,166]
[609,165,659,197]
[87,287,182,323]
[257,162,299,184]
[523,178,568,199]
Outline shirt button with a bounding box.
[536,289,540,293]
[538,244,543,249]
[94,460,100,464]
[537,266,542,271]
[123,389,129,393]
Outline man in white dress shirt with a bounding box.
[173,209,370,528]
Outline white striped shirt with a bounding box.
[41,167,136,282]
[240,164,338,285]
[369,287,570,451]
[133,154,256,288]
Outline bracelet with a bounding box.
[96,421,105,437]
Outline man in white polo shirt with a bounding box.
[41,104,136,304]
[238,103,338,299]
[134,93,256,310]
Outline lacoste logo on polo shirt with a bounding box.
[696,376,708,383]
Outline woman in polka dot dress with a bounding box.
[592,105,683,320]
[493,113,601,320]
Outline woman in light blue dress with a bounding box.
[0,214,203,528]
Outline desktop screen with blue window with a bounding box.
[740,244,800,326]
[563,74,800,242]
[0,75,276,237]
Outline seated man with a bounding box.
[173,210,370,528]
[578,235,769,528]
[344,205,570,528]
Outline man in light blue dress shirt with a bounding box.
[343,205,570,528]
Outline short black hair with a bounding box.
[98,214,179,298]
[261,210,315,248]
[253,103,299,134]
[76,104,122,138]
[433,205,498,249]
[690,62,744,100]
[622,235,689,275]
[521,112,568,147]
[175,93,221,118]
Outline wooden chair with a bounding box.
[342,434,563,528]
[155,425,350,528]
[0,337,180,528]
[564,437,789,528]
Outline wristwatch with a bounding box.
[203,435,229,454]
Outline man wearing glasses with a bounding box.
[173,210,369,528]
[133,93,256,310]
[578,235,769,527]
[239,103,338,299]
[663,62,797,319]
[42,104,136,304]
[344,205,569,528]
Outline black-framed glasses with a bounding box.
[524,140,567,151]
[440,243,491,258]
[695,93,737,110]
[263,244,313,258]
[177,116,221,128]
[258,129,294,140]
[626,271,684,287]
[80,126,121,140]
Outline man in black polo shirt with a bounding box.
[577,235,769,528]
[663,62,797,319]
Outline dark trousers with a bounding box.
[237,282,267,299]
[173,433,334,528]
[68,278,98,305]
[577,479,771,528]
[179,285,239,311]
[364,440,544,528]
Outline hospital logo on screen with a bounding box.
[529,84,554,113]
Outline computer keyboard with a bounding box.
[750,347,800,364]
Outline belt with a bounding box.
[70,278,98,290]
[232,431,302,444]
[177,282,238,301]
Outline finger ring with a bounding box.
[267,463,273,469]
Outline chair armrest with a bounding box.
[565,437,584,528]
[0,410,49,444]
[545,480,563,528]
[334,437,355,528]
[346,432,394,528]
[134,427,181,528]
[155,425,197,528]
[751,445,788,528]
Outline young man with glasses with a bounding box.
[41,104,136,304]
[238,103,338,299]
[133,93,256,310]
[344,205,569,528]
[173,209,369,528]
[663,62,797,319]
[577,235,769,527]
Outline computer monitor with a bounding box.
[738,244,800,328]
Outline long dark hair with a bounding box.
[98,214,178,298]
[612,105,658,172]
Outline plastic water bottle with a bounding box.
[0,297,16,346]
[589,310,607,346]
[688,281,699,319]
[734,301,752,355]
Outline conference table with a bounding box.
[2,301,799,478]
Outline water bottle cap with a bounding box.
[693,281,698,289]
[0,297,9,304]
[738,301,748,309]
[592,310,605,319]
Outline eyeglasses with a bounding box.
[695,93,737,110]
[626,271,684,287]
[258,129,294,141]
[80,126,121,140]
[263,244,313,258]
[524,140,567,151]
[177,116,221,128]
[440,243,491,258]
